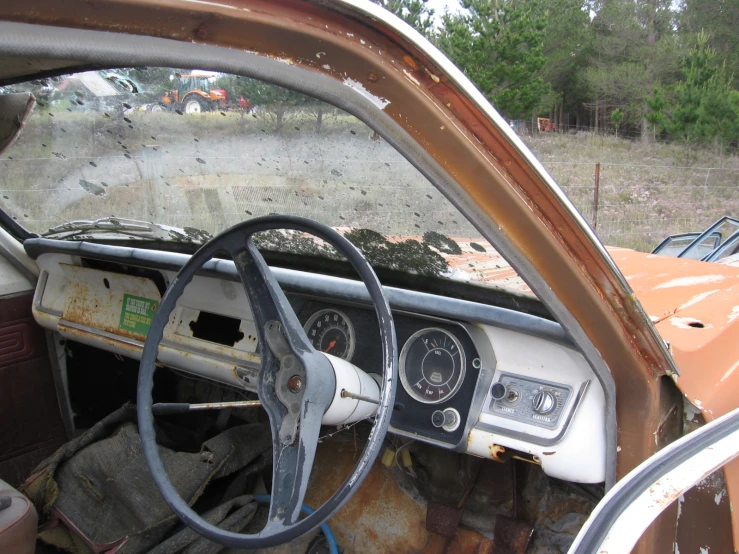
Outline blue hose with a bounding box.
[253,494,339,554]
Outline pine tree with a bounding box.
[370,0,435,37]
[437,0,550,120]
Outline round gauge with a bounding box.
[400,328,466,404]
[303,308,356,361]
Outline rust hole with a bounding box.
[103,278,110,289]
[688,321,705,328]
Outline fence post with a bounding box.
[593,162,601,230]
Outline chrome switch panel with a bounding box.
[488,373,572,429]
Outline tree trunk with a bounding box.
[558,101,564,132]
[641,117,649,143]
[642,0,658,144]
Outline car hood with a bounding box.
[443,240,739,341]
[606,247,739,418]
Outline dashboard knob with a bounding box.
[431,409,460,431]
[491,382,507,401]
[431,410,446,428]
[442,408,459,431]
[532,390,556,414]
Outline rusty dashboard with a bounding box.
[25,238,606,484]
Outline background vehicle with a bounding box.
[154,71,229,114]
[652,216,739,264]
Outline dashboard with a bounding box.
[25,238,607,484]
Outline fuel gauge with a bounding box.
[400,328,466,404]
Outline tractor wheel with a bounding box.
[148,103,165,113]
[184,97,205,114]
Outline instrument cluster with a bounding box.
[298,300,484,447]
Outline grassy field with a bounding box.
[523,132,739,252]
[1,104,737,254]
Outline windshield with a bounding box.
[0,68,530,293]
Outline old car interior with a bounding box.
[0,2,733,554]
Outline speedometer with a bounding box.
[303,308,356,361]
[400,328,466,404]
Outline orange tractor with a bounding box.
[151,72,229,114]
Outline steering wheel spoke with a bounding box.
[263,397,325,532]
[226,236,310,353]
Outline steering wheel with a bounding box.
[136,215,397,548]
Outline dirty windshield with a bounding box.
[0,68,527,293]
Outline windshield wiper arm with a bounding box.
[42,217,212,244]
[42,217,159,240]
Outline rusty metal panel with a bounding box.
[426,502,463,538]
[60,263,161,341]
[494,515,534,554]
[306,439,501,554]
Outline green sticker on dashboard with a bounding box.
[119,294,158,335]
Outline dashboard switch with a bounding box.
[441,408,460,432]
[431,409,460,431]
[533,391,556,415]
[491,382,507,400]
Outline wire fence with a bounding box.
[542,161,739,252]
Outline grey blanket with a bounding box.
[23,403,272,554]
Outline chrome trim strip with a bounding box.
[33,271,63,317]
[58,319,143,348]
[160,338,261,369]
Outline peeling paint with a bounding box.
[342,77,390,109]
[729,306,739,324]
[678,289,720,311]
[719,360,739,383]
[402,69,420,87]
[654,275,726,289]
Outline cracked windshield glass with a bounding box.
[1,68,528,294]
